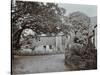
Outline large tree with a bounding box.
[11,1,65,49]
[65,12,97,70]
[68,11,90,45]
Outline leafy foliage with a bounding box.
[68,12,90,45]
[65,12,97,70]
[65,42,97,70]
[12,1,65,49]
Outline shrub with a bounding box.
[65,42,97,70]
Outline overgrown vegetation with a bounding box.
[12,1,65,49]
[65,41,97,70]
[65,12,97,70]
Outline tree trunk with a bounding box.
[12,28,29,50]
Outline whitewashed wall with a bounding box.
[21,35,68,52]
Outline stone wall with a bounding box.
[19,35,67,54]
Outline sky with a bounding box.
[58,3,97,17]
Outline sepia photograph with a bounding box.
[11,0,97,74]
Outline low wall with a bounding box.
[18,35,68,55]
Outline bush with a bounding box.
[65,42,97,70]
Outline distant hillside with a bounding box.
[89,16,97,36]
[90,16,97,26]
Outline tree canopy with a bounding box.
[12,1,65,34]
[69,11,90,34]
[12,1,66,49]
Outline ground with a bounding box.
[12,54,71,74]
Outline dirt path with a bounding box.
[12,54,71,74]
